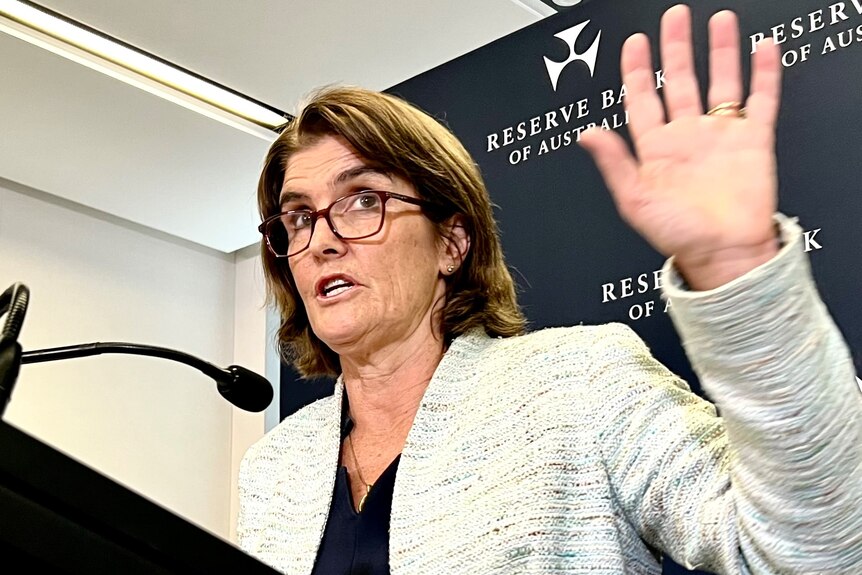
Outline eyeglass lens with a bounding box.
[268,191,386,256]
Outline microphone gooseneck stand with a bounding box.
[0,282,273,416]
[0,283,29,417]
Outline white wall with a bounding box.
[0,179,268,538]
[229,244,275,541]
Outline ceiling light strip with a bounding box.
[508,0,558,18]
[0,0,291,138]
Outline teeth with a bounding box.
[322,278,354,296]
[327,285,351,297]
[325,278,349,290]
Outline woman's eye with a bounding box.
[356,193,380,209]
[287,212,312,230]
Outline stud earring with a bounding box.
[446,264,455,274]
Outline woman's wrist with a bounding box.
[674,234,781,291]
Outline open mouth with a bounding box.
[317,276,356,298]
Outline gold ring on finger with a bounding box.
[707,101,746,118]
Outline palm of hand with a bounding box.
[625,117,777,264]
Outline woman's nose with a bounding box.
[307,214,346,256]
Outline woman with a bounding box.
[239,5,861,574]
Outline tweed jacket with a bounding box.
[238,217,862,574]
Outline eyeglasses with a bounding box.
[258,190,444,258]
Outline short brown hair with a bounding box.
[258,86,525,377]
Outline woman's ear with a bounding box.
[439,215,471,275]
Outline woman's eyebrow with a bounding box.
[278,166,392,205]
[277,191,310,206]
[334,166,392,185]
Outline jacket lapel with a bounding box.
[389,330,489,573]
[262,380,344,575]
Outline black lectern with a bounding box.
[0,421,280,574]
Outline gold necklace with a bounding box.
[347,432,372,512]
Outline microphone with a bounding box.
[0,282,273,415]
[20,343,274,413]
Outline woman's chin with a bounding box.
[311,322,368,354]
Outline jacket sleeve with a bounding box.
[593,214,862,574]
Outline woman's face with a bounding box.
[282,135,452,359]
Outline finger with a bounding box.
[578,128,641,218]
[621,33,666,153]
[707,10,743,110]
[746,39,783,127]
[660,4,703,120]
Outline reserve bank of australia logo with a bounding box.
[543,20,601,92]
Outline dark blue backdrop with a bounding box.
[281,1,862,572]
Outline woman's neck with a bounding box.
[340,334,445,439]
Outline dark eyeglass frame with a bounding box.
[258,190,446,258]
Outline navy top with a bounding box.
[310,395,399,575]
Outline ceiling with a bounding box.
[0,1,565,253]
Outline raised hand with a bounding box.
[579,5,783,290]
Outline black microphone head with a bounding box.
[218,365,273,412]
